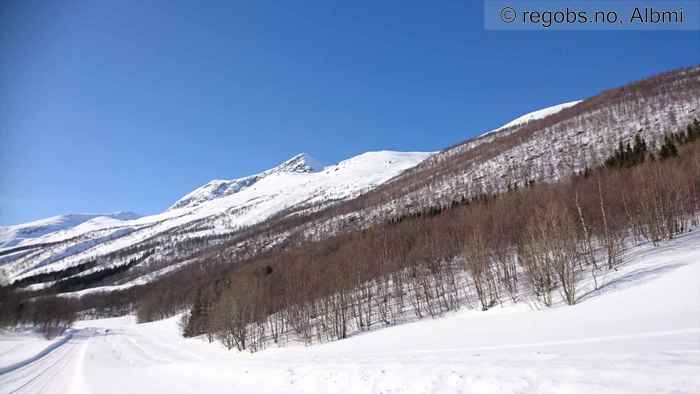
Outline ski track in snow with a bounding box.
[1,231,699,393]
[0,330,90,394]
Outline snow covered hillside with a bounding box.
[1,228,698,394]
[0,213,140,250]
[481,100,582,137]
[495,100,582,130]
[169,153,324,210]
[0,151,431,285]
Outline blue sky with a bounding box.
[1,1,698,225]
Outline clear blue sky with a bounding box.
[1,1,698,225]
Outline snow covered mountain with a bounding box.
[3,66,697,295]
[0,151,431,285]
[0,96,603,291]
[170,153,323,210]
[0,212,140,249]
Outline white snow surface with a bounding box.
[1,229,698,393]
[169,153,324,210]
[0,212,140,249]
[481,100,582,137]
[1,151,431,282]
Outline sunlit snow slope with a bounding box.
[480,100,581,137]
[0,212,140,249]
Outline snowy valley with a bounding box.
[4,3,700,392]
[1,228,699,393]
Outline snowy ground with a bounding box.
[1,230,699,393]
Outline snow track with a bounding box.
[0,329,92,394]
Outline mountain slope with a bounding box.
[298,65,700,237]
[169,153,323,210]
[187,66,699,284]
[480,100,582,137]
[0,212,140,249]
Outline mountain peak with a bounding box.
[169,154,323,210]
[268,153,322,174]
